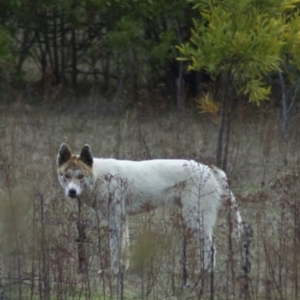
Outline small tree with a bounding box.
[177,0,300,170]
[278,10,300,134]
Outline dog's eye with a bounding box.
[64,173,71,179]
[77,174,84,179]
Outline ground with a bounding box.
[0,98,299,299]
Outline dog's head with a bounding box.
[57,144,94,198]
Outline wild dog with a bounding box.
[57,144,242,276]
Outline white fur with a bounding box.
[58,147,242,275]
[67,181,82,196]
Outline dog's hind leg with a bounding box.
[183,205,216,272]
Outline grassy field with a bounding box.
[0,96,300,299]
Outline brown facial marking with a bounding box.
[57,155,93,176]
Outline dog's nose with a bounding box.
[68,189,77,198]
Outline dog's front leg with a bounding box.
[108,219,130,276]
[108,194,128,276]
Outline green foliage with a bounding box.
[0,0,192,86]
[0,26,12,62]
[149,30,177,66]
[0,0,21,17]
[102,0,188,81]
[178,0,300,104]
[106,17,144,50]
[281,10,300,70]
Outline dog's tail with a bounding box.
[212,166,243,238]
[228,190,243,237]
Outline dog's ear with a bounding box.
[79,144,93,167]
[57,143,72,166]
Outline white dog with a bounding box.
[57,144,242,275]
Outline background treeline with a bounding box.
[1,0,300,164]
[0,0,196,99]
[0,0,298,110]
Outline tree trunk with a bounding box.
[279,72,300,136]
[222,103,231,173]
[216,93,226,168]
[104,50,111,92]
[36,31,47,76]
[216,71,232,171]
[176,62,184,114]
[53,6,59,82]
[71,27,77,86]
[60,7,66,83]
[43,11,53,71]
[16,29,36,73]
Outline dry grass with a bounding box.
[0,95,300,299]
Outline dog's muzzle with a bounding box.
[68,189,77,198]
